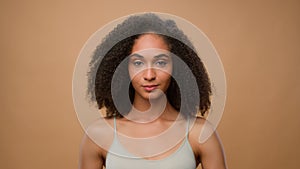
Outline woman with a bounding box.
[79,13,227,169]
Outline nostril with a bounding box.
[144,69,156,81]
[144,76,156,81]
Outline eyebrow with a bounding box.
[129,53,170,59]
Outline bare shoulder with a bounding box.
[81,117,115,157]
[84,117,115,150]
[80,132,104,155]
[79,133,105,169]
[188,116,213,139]
[188,116,221,147]
[79,117,116,169]
[188,117,227,169]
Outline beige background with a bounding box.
[1,0,299,169]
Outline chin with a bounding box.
[147,91,166,100]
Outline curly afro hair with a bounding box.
[88,13,211,119]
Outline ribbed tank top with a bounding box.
[105,118,196,169]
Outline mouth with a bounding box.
[142,84,159,92]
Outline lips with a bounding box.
[142,84,158,91]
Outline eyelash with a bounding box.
[131,60,168,67]
[155,60,167,67]
[133,61,144,66]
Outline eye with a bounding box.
[133,60,144,66]
[155,60,168,67]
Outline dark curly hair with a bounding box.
[88,13,211,119]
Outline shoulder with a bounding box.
[81,117,116,157]
[188,116,220,145]
[188,116,213,139]
[188,117,217,155]
[188,117,227,168]
[80,133,104,155]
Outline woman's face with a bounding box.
[128,34,172,101]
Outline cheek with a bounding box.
[159,72,172,85]
[128,64,145,81]
[161,65,172,80]
[128,69,141,86]
[128,65,137,80]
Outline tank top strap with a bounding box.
[113,116,117,135]
[185,117,190,139]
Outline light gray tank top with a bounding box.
[105,118,196,169]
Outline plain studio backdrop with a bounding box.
[0,0,299,169]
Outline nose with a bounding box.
[143,68,156,81]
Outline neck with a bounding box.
[132,95,163,111]
[129,94,179,122]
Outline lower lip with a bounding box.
[143,86,157,91]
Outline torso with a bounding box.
[100,117,205,168]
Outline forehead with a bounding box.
[131,34,170,53]
[130,48,170,59]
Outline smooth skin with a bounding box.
[79,34,227,169]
